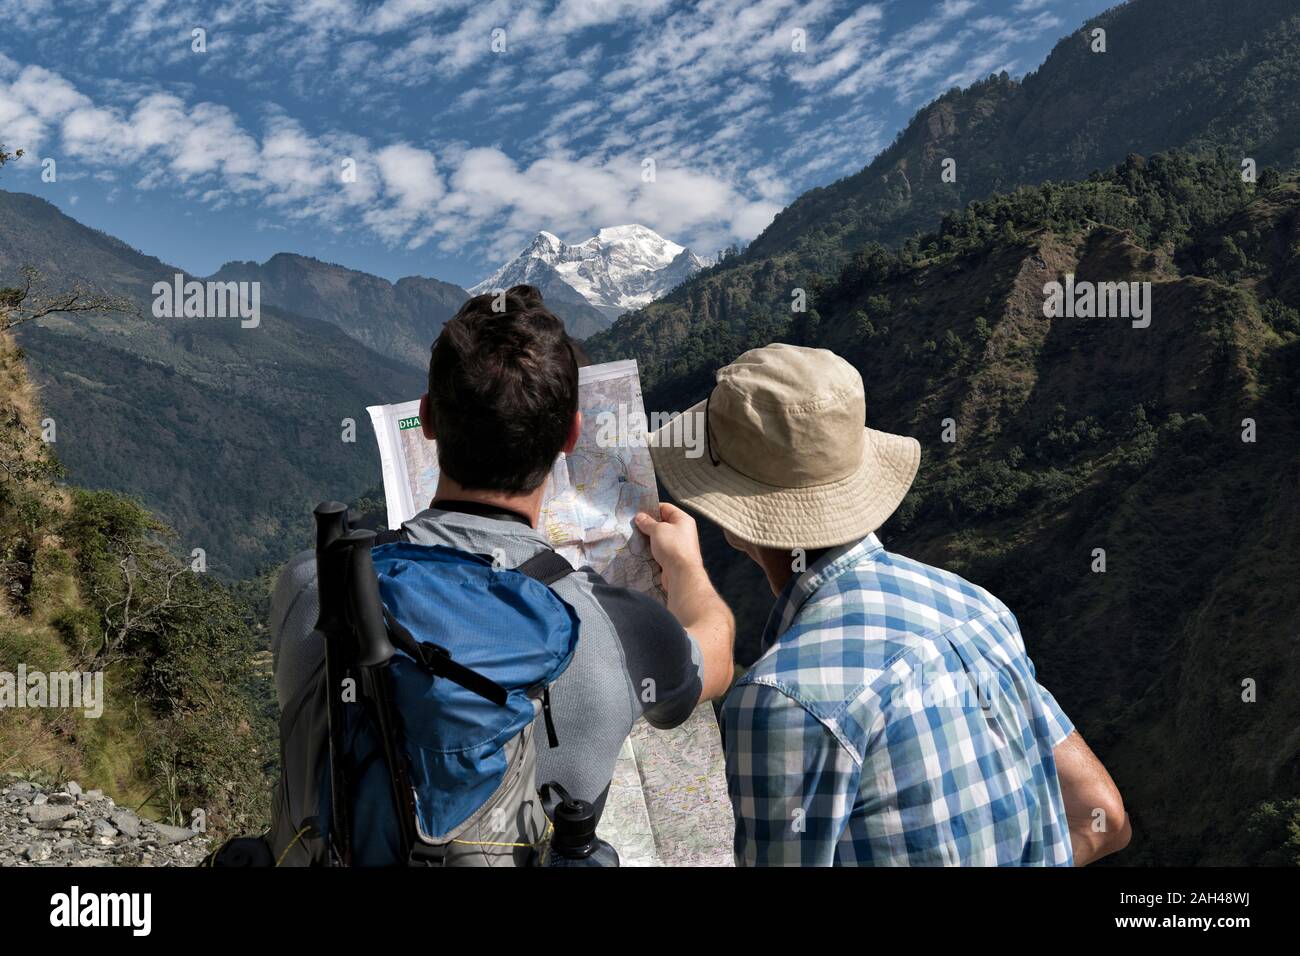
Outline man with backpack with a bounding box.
[267,285,734,866]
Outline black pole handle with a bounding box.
[314,501,349,553]
[314,502,352,634]
[341,530,396,668]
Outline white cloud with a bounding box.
[545,67,590,90]
[789,3,884,87]
[0,0,1081,266]
[551,0,671,32]
[376,143,444,209]
[0,59,777,259]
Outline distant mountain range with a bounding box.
[471,224,709,336]
[204,224,707,351]
[209,254,467,370]
[0,190,427,576]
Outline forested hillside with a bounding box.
[676,151,1300,865]
[0,277,274,844]
[586,0,1300,409]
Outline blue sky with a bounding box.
[0,0,1116,288]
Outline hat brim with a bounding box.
[647,399,921,550]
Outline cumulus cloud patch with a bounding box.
[0,61,779,257]
[0,0,1080,264]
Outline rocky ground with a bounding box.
[1,776,211,867]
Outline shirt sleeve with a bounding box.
[1035,681,1076,749]
[722,681,859,866]
[1010,614,1075,750]
[588,576,704,730]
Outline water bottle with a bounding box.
[540,782,620,867]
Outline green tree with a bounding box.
[1243,799,1300,866]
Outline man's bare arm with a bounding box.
[1053,730,1131,865]
[635,503,735,702]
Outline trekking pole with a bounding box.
[341,529,416,862]
[342,530,396,668]
[313,501,354,866]
[315,500,349,554]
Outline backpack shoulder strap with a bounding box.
[514,549,574,750]
[374,528,570,585]
[516,549,574,586]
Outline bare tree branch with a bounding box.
[90,536,204,667]
[0,265,138,332]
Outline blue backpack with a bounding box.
[269,503,580,866]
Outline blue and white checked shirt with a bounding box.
[721,534,1075,866]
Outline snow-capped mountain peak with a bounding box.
[531,230,564,253]
[470,224,708,322]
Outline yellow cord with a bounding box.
[275,826,313,866]
[449,821,554,851]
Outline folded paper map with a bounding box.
[365,358,733,866]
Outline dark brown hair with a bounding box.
[427,285,578,493]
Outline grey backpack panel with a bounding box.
[410,722,550,867]
[268,658,330,866]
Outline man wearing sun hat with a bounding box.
[637,343,1130,866]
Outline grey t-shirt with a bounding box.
[269,505,704,815]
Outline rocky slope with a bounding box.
[1,777,210,867]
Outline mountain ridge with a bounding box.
[208,252,467,370]
[585,0,1300,405]
[0,189,427,577]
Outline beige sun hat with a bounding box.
[647,343,921,550]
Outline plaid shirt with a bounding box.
[721,535,1075,866]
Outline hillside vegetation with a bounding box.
[669,151,1300,865]
[0,233,274,839]
[587,0,1300,406]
